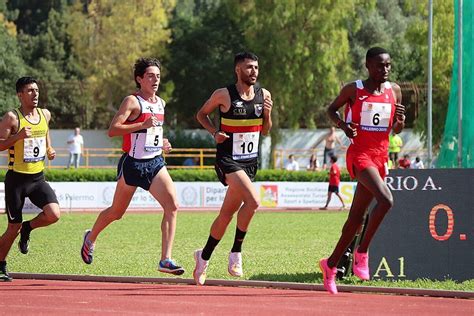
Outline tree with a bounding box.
[237,0,355,130]
[16,8,87,128]
[403,0,454,147]
[0,6,29,115]
[67,0,176,128]
[165,1,246,128]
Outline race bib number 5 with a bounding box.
[360,102,392,132]
[232,131,259,160]
[145,126,163,152]
[23,137,46,162]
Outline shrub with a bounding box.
[0,168,350,182]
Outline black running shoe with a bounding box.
[0,263,12,282]
[18,223,31,254]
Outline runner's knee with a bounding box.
[46,211,60,224]
[163,200,179,216]
[106,207,127,221]
[376,194,393,210]
[43,205,61,223]
[217,212,234,225]
[244,197,260,211]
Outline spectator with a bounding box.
[183,156,200,167]
[387,158,394,169]
[285,154,300,171]
[411,156,424,169]
[313,126,344,169]
[66,127,84,169]
[398,154,411,169]
[389,131,403,168]
[307,153,320,171]
[320,155,346,210]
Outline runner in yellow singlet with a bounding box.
[0,77,60,282]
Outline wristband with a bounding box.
[336,120,346,129]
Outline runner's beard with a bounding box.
[242,77,256,86]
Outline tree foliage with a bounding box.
[0,5,29,115]
[239,0,354,130]
[165,1,246,127]
[0,0,456,152]
[403,0,454,147]
[66,0,175,128]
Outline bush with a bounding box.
[0,168,350,182]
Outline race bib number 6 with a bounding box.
[23,137,46,162]
[232,131,259,160]
[360,102,392,132]
[145,126,163,152]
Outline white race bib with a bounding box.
[144,126,163,152]
[23,137,46,162]
[232,131,259,160]
[360,102,392,132]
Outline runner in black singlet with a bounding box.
[193,52,273,285]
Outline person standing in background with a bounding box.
[66,127,84,169]
[388,131,403,168]
[285,154,300,171]
[313,126,344,170]
[411,156,424,169]
[320,155,346,210]
[307,153,320,171]
[398,154,411,169]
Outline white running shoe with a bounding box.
[193,249,209,286]
[228,252,243,277]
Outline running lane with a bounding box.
[0,280,472,315]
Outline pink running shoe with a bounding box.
[353,247,370,280]
[319,258,338,294]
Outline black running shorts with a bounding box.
[215,155,258,186]
[117,153,166,191]
[328,185,339,193]
[4,170,58,224]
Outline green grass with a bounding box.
[1,211,473,291]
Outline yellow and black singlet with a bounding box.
[8,108,49,174]
[216,84,264,163]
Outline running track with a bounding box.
[1,279,472,315]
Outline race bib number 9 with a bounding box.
[145,126,163,152]
[360,102,392,132]
[23,137,46,162]
[232,131,259,160]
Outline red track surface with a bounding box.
[0,279,472,315]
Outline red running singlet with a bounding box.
[344,80,396,178]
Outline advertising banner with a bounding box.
[0,181,356,212]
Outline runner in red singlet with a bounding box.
[319,47,405,294]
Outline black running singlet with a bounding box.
[216,84,264,163]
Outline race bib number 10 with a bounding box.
[232,131,259,160]
[145,126,163,152]
[23,137,46,162]
[360,102,392,132]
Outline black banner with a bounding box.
[370,169,474,281]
